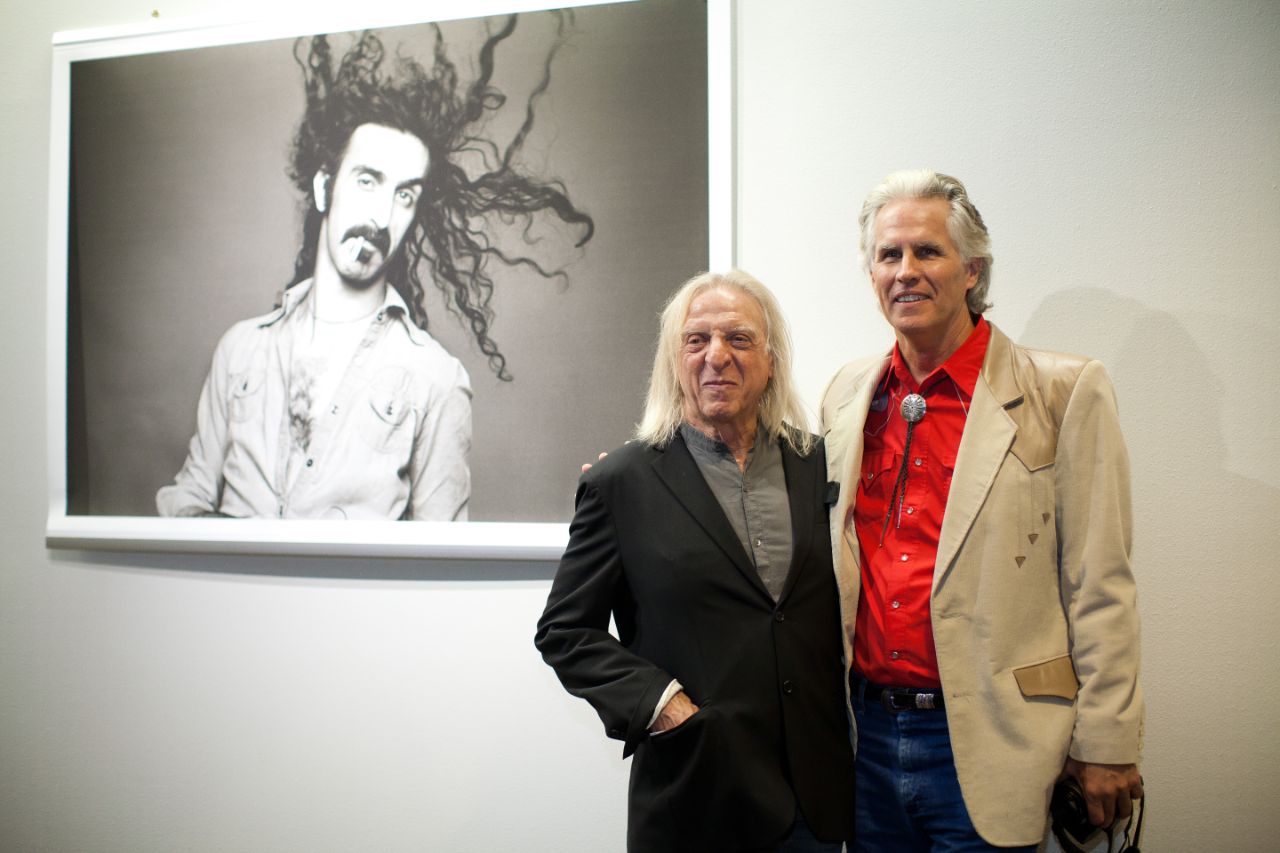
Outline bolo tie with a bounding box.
[879,392,927,545]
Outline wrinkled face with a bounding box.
[869,196,980,348]
[315,123,430,287]
[678,286,773,437]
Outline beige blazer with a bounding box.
[820,323,1143,846]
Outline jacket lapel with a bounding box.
[825,357,887,577]
[651,433,768,598]
[776,440,815,603]
[933,326,1021,592]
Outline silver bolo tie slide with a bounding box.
[881,393,927,543]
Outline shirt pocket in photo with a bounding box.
[361,367,414,454]
[227,350,267,424]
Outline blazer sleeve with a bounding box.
[1055,359,1144,764]
[534,475,674,756]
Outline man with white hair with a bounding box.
[821,170,1143,850]
[537,270,855,852]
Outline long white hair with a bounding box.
[634,270,814,454]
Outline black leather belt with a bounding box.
[853,675,945,712]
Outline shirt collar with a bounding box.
[888,315,991,398]
[261,279,428,346]
[680,421,766,459]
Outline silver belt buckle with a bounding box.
[880,688,905,713]
[880,687,937,712]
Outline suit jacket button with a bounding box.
[782,680,794,694]
[774,611,786,623]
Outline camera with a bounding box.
[1050,777,1098,849]
[1049,776,1144,853]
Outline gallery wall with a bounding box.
[2,1,1278,851]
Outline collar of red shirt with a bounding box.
[886,316,991,399]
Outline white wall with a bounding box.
[3,1,1277,851]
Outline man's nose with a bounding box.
[897,251,919,280]
[369,191,396,229]
[706,336,732,367]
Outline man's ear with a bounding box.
[965,259,982,291]
[312,171,330,213]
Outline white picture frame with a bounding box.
[46,0,733,559]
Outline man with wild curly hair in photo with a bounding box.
[157,18,593,521]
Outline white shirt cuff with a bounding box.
[646,679,684,733]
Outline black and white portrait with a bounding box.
[63,0,711,526]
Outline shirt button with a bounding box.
[756,539,762,547]
[782,680,795,694]
[892,600,901,609]
[901,553,909,562]
[306,458,314,467]
[914,457,923,466]
[905,506,915,515]
[890,651,900,660]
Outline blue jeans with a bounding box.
[852,683,1036,853]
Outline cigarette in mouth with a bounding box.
[345,237,371,264]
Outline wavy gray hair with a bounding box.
[858,169,993,314]
[635,270,814,454]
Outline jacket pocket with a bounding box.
[647,704,712,744]
[642,706,729,833]
[1012,653,1078,701]
[636,705,787,848]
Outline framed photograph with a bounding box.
[47,0,732,559]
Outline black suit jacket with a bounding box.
[535,432,855,852]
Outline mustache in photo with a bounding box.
[342,224,391,259]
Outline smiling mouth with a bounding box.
[894,293,928,304]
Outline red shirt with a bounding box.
[851,318,991,687]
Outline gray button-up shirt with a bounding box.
[681,423,793,601]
